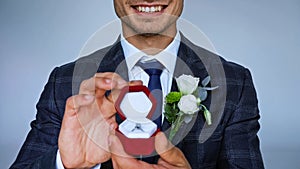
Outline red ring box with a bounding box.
[115,85,160,156]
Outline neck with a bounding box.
[122,25,177,55]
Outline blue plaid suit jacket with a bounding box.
[10,35,264,169]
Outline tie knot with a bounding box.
[144,68,163,76]
[137,60,164,76]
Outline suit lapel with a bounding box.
[97,40,129,81]
[175,35,209,80]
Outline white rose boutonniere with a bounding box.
[178,95,199,115]
[164,74,218,140]
[176,75,199,95]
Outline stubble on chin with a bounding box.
[121,14,178,37]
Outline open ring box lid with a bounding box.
[115,85,159,156]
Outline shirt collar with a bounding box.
[121,32,181,74]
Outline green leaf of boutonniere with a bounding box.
[201,76,211,87]
[164,103,179,124]
[165,92,182,104]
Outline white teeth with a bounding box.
[150,6,155,12]
[158,6,162,11]
[145,7,150,12]
[136,5,163,13]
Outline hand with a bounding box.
[58,72,142,168]
[109,132,191,169]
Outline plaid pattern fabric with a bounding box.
[10,36,264,169]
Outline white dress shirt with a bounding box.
[56,32,181,169]
[122,32,180,105]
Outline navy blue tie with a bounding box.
[138,60,164,129]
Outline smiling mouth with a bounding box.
[132,5,167,13]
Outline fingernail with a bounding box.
[110,123,116,130]
[105,79,112,84]
[84,95,94,100]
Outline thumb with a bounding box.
[109,134,143,169]
[155,132,189,167]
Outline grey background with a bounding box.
[1,0,299,168]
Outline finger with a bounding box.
[81,73,128,103]
[155,132,173,155]
[129,80,143,86]
[157,158,174,168]
[96,96,117,119]
[60,94,95,132]
[98,76,142,98]
[78,73,126,119]
[107,117,118,131]
[79,72,125,95]
[79,75,113,96]
[155,132,190,167]
[65,94,95,117]
[82,74,142,102]
[95,73,128,90]
[106,79,144,105]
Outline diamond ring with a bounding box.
[131,123,144,132]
